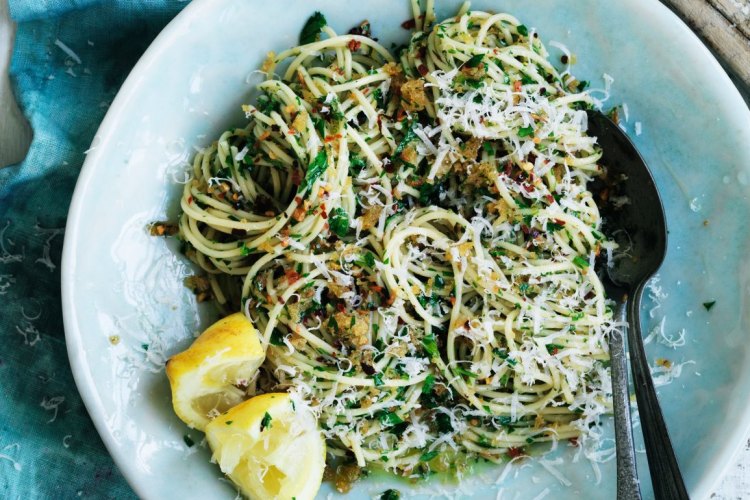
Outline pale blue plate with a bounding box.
[61,0,750,498]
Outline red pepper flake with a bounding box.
[520,224,530,235]
[553,218,566,226]
[504,162,513,176]
[507,447,525,459]
[401,18,416,29]
[417,64,428,76]
[545,194,555,204]
[324,133,342,143]
[336,302,346,312]
[286,270,302,284]
[513,81,522,92]
[569,437,579,447]
[347,39,362,51]
[294,196,303,205]
[187,196,193,204]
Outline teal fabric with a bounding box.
[1,2,187,498]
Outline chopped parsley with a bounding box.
[422,333,438,358]
[379,490,401,500]
[573,255,590,269]
[300,149,328,193]
[299,12,327,45]
[328,207,350,237]
[465,53,485,68]
[518,126,534,137]
[260,412,272,432]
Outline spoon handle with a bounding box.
[627,284,689,500]
[610,303,641,500]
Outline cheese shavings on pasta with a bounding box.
[176,0,618,481]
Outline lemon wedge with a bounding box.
[205,393,326,500]
[166,312,265,431]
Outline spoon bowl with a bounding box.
[587,109,687,500]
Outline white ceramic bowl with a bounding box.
[62,0,750,498]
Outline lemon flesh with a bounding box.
[205,393,326,500]
[166,312,265,431]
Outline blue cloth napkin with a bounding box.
[1,2,187,497]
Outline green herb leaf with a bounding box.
[493,347,508,359]
[703,300,716,311]
[377,411,404,426]
[183,435,194,447]
[373,373,384,387]
[433,274,445,289]
[463,78,483,89]
[257,92,281,115]
[328,207,350,237]
[477,435,494,448]
[516,24,529,36]
[435,412,453,433]
[270,329,285,346]
[453,366,478,379]
[373,87,386,109]
[379,489,401,500]
[349,152,367,174]
[465,53,485,68]
[419,450,439,462]
[363,252,376,268]
[394,121,418,155]
[421,374,435,394]
[260,412,273,432]
[422,334,438,358]
[545,344,564,355]
[518,126,534,137]
[240,241,251,256]
[573,255,590,269]
[299,12,327,45]
[300,149,328,193]
[328,315,339,334]
[225,420,233,425]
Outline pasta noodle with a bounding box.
[177,1,618,478]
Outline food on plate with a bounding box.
[166,312,265,431]
[204,393,326,500]
[166,0,619,494]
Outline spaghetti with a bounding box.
[177,0,617,478]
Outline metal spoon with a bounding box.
[586,110,688,500]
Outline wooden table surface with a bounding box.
[0,0,748,498]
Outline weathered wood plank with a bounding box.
[661,0,750,90]
[710,0,750,39]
